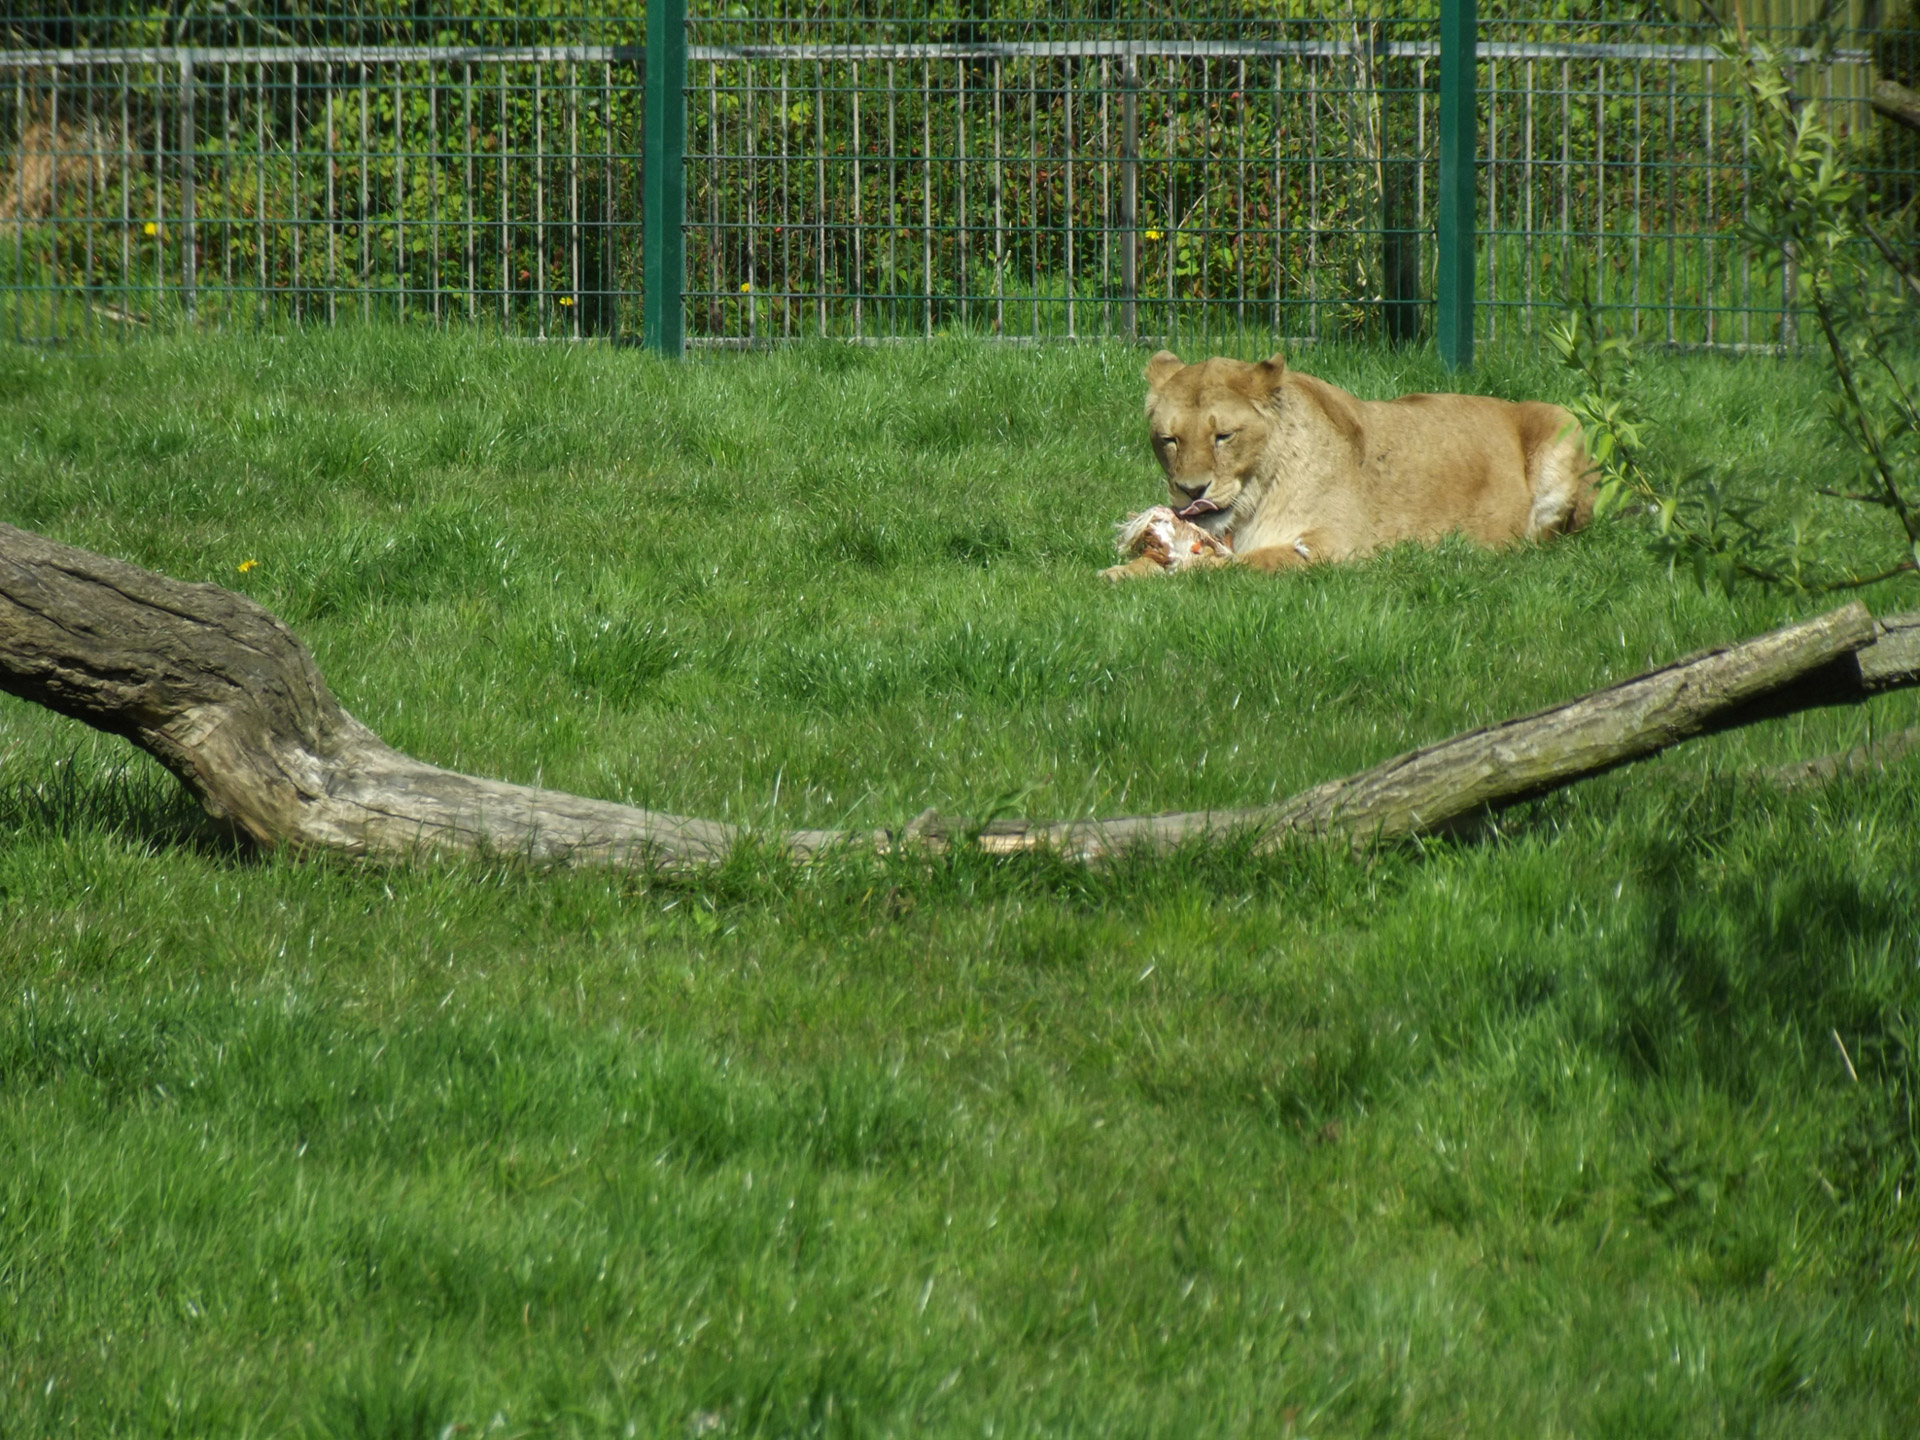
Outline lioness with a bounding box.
[1103,351,1593,579]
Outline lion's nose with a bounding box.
[1173,479,1209,500]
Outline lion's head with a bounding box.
[1142,351,1288,534]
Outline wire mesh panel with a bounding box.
[2,9,647,345]
[683,2,1900,352]
[1474,22,1895,349]
[683,13,1441,351]
[2,2,1914,351]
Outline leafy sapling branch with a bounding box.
[1549,295,1829,594]
[1553,30,1920,595]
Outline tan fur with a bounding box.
[1103,350,1594,580]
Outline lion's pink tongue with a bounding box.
[1176,498,1222,520]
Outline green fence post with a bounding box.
[643,0,686,356]
[1436,0,1475,369]
[1120,52,1138,344]
[180,56,197,320]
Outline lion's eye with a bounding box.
[1155,435,1176,448]
[1214,431,1237,446]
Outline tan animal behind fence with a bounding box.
[1,118,116,223]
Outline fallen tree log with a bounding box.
[1,521,1916,868]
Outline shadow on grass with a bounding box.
[1601,841,1914,1093]
[0,748,247,861]
[1599,811,1920,1252]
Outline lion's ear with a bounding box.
[1253,353,1288,391]
[1144,350,1184,389]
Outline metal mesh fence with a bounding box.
[1,37,646,342]
[684,27,1439,347]
[2,2,1913,352]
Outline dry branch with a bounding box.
[944,606,1920,860]
[1,521,1917,870]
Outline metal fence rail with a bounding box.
[2,3,1911,355]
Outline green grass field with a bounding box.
[2,329,1918,1438]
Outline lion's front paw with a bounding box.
[1179,551,1233,572]
[1101,555,1167,582]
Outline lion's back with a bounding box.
[1341,389,1589,545]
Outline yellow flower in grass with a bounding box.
[1144,229,1163,241]
[558,296,575,307]
[143,221,158,237]
[740,281,752,293]
[237,558,258,574]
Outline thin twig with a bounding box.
[1810,278,1919,544]
[1858,213,1920,305]
[1832,1028,1860,1084]
[1864,334,1920,443]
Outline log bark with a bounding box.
[0,522,873,867]
[1,521,1916,869]
[1874,78,1920,136]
